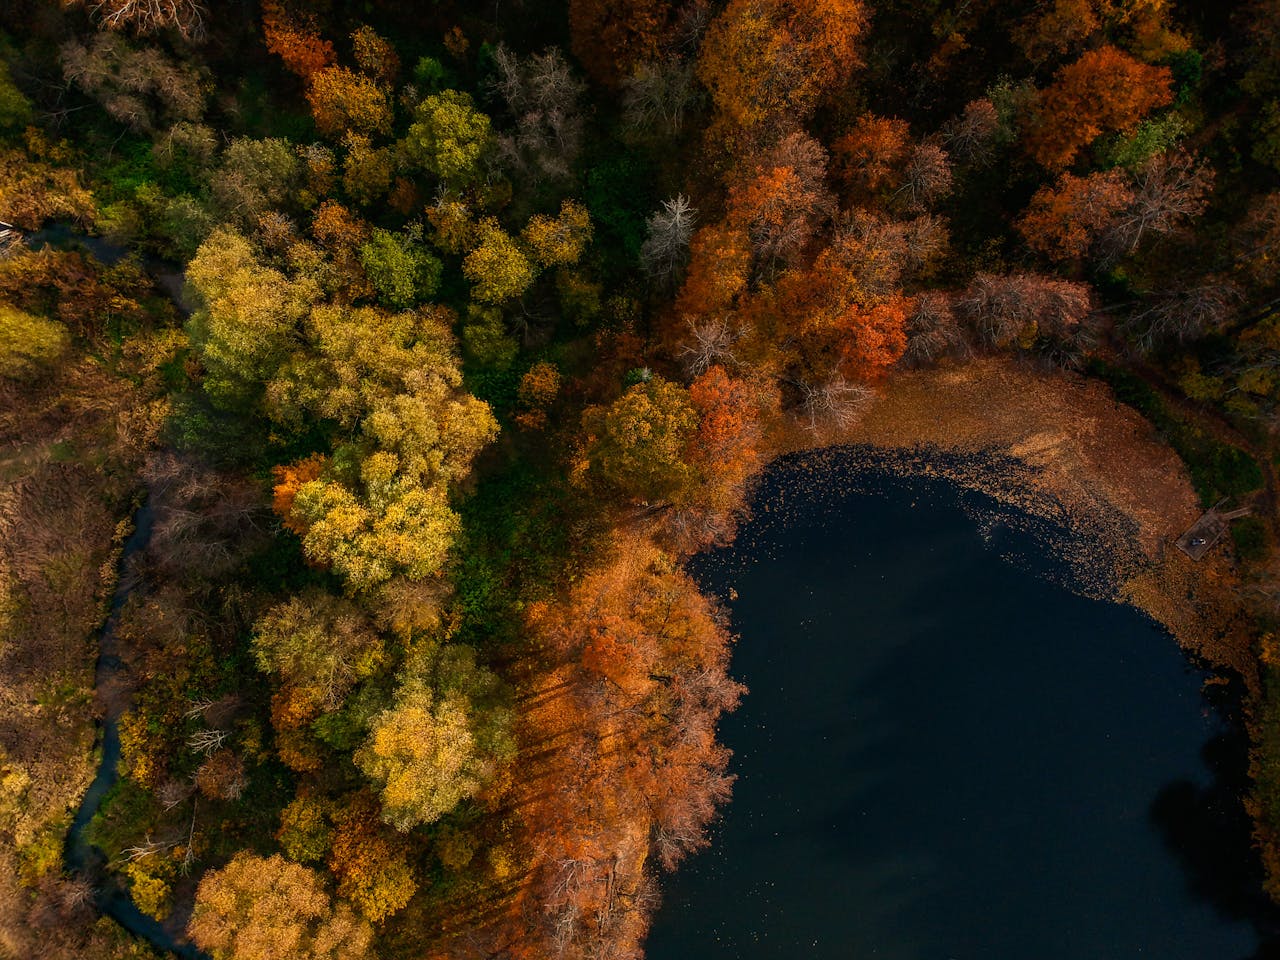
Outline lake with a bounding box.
[647,450,1274,960]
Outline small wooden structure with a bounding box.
[0,221,19,258]
[1175,499,1254,560]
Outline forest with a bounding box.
[1,0,1279,958]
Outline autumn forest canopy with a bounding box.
[3,0,1280,958]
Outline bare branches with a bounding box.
[640,194,697,286]
[1104,149,1213,258]
[956,272,1093,349]
[121,834,177,862]
[79,0,208,42]
[795,374,875,432]
[187,728,227,756]
[622,58,701,135]
[903,291,970,365]
[677,314,746,377]
[1125,280,1242,353]
[896,142,953,213]
[487,45,585,185]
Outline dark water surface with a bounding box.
[647,451,1272,960]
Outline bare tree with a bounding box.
[904,291,969,365]
[677,314,747,377]
[640,194,697,286]
[943,98,1000,165]
[1125,280,1241,353]
[487,45,585,185]
[896,142,953,213]
[187,728,228,756]
[956,272,1093,349]
[1104,149,1214,258]
[623,58,701,135]
[73,0,208,41]
[795,374,875,431]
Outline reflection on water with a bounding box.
[647,450,1276,960]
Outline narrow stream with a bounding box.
[62,503,204,958]
[31,224,205,956]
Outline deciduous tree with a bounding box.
[188,852,372,960]
[581,377,700,504]
[1025,46,1173,170]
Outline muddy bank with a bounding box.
[773,357,1258,688]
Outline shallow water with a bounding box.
[647,451,1273,960]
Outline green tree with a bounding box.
[402,89,490,181]
[186,227,319,408]
[210,138,303,227]
[582,376,700,503]
[252,592,385,711]
[358,228,442,308]
[277,795,333,863]
[0,62,33,130]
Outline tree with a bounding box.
[0,305,67,380]
[188,852,372,960]
[698,0,869,135]
[327,798,418,921]
[261,1,336,80]
[359,228,442,308]
[522,541,743,953]
[186,227,319,408]
[210,138,302,227]
[521,200,593,268]
[772,226,909,376]
[487,46,586,184]
[516,361,562,428]
[340,133,395,206]
[350,25,400,86]
[277,795,332,863]
[569,0,674,87]
[65,0,207,40]
[1018,169,1135,262]
[0,62,33,130]
[60,34,206,134]
[307,66,392,137]
[903,291,967,365]
[1103,148,1213,256]
[956,272,1093,349]
[463,219,535,303]
[1025,46,1173,171]
[687,364,767,509]
[675,223,752,316]
[403,90,491,182]
[897,143,953,212]
[727,132,834,269]
[291,476,461,591]
[943,98,1000,165]
[640,194,697,286]
[356,645,514,830]
[252,592,385,713]
[581,377,700,504]
[623,58,700,135]
[833,114,912,199]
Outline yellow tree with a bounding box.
[188,852,372,960]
